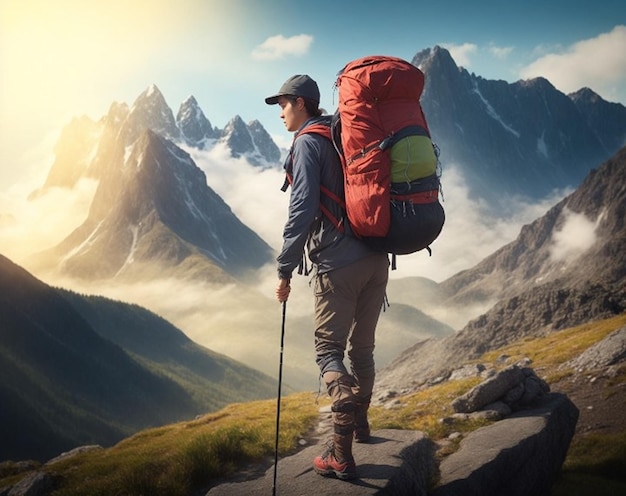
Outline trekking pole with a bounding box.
[272,300,287,496]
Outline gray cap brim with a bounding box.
[265,74,320,105]
[265,94,284,105]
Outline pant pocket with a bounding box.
[314,272,335,297]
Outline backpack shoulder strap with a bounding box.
[282,121,346,233]
[296,123,332,141]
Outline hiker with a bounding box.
[265,74,389,480]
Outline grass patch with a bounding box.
[481,313,626,380]
[368,377,491,441]
[562,431,626,480]
[36,392,318,496]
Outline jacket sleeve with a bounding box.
[276,134,322,279]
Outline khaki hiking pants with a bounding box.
[313,252,389,401]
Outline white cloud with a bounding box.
[251,34,314,61]
[186,143,289,251]
[488,44,514,59]
[549,208,599,263]
[441,43,478,68]
[519,25,626,101]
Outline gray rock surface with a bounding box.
[206,430,437,496]
[5,472,52,496]
[563,325,626,371]
[451,365,526,413]
[431,393,578,496]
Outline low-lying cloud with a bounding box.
[549,207,599,263]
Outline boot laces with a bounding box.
[319,439,335,459]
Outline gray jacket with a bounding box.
[277,116,376,279]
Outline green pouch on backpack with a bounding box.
[390,135,437,183]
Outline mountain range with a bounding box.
[2,44,625,463]
[28,84,278,283]
[26,46,626,286]
[414,45,626,209]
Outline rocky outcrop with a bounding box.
[203,393,577,496]
[432,393,578,496]
[563,326,626,371]
[1,471,52,496]
[450,365,550,417]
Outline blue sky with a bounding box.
[1,0,625,187]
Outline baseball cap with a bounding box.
[265,75,320,105]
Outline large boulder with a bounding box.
[431,393,579,496]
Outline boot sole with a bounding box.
[314,466,358,480]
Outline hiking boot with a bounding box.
[354,425,370,443]
[313,440,357,480]
[354,401,370,443]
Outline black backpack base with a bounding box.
[363,173,445,256]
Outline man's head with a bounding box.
[265,75,321,132]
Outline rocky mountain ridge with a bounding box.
[32,139,274,282]
[0,253,277,462]
[414,46,626,208]
[37,84,280,193]
[378,146,626,392]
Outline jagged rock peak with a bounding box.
[120,84,180,145]
[222,115,255,158]
[247,119,281,164]
[412,45,458,73]
[105,101,130,126]
[517,76,557,93]
[177,95,218,147]
[29,115,102,195]
[220,115,281,166]
[132,84,169,112]
[569,87,603,103]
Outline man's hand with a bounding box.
[276,278,291,303]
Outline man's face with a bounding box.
[278,96,306,132]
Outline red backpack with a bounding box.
[331,55,445,256]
